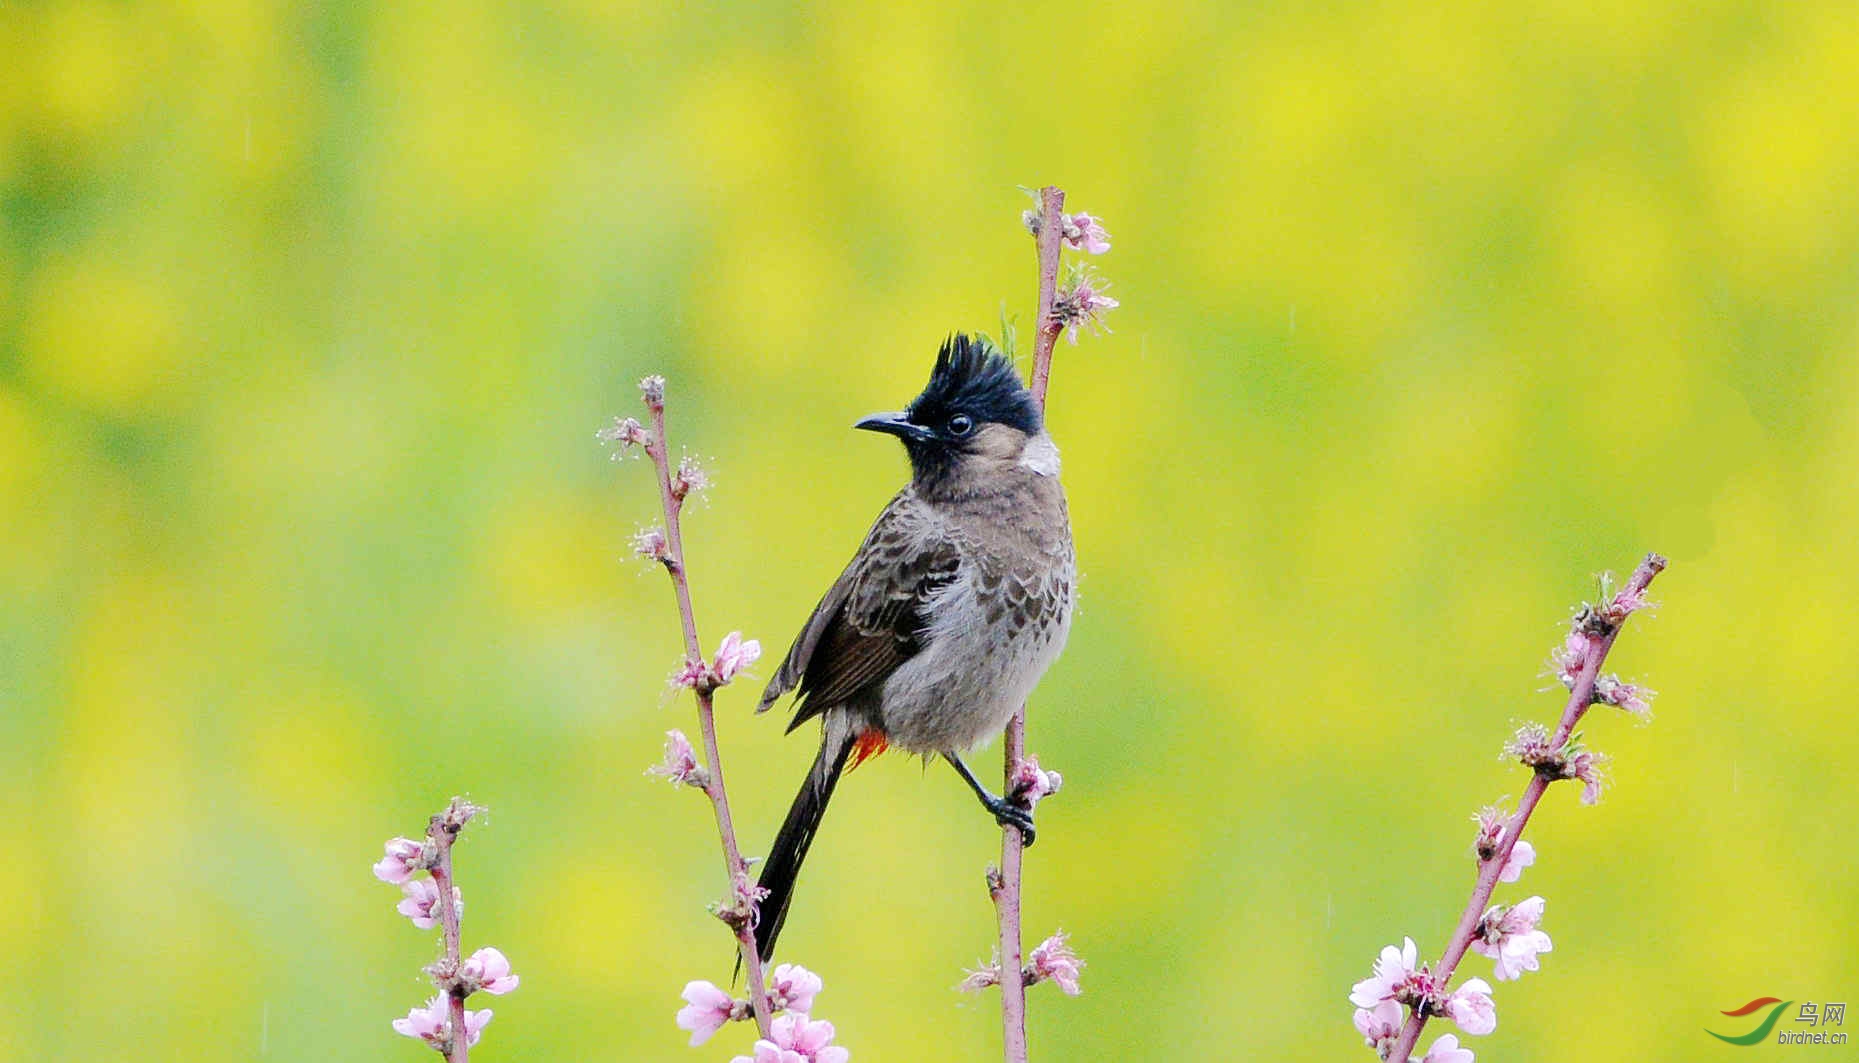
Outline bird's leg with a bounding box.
[944,752,1036,847]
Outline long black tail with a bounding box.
[753,727,854,965]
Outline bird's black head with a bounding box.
[854,335,1042,484]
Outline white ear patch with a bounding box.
[1019,434,1062,476]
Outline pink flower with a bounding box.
[1498,839,1535,883]
[1010,755,1062,804]
[1423,1033,1475,1063]
[736,1044,807,1063]
[1350,937,1421,1009]
[676,980,739,1046]
[1471,807,1506,860]
[1594,674,1654,715]
[957,964,1001,993]
[1472,896,1553,981]
[959,934,1084,997]
[1507,725,1609,802]
[1028,931,1083,995]
[1506,723,1555,765]
[437,797,481,832]
[1353,1000,1403,1048]
[374,837,425,884]
[391,997,448,1044]
[769,963,824,1014]
[1548,632,1589,688]
[1053,267,1119,344]
[596,415,653,455]
[1605,583,1652,622]
[462,946,520,995]
[632,526,670,562]
[1446,978,1496,1036]
[731,1012,850,1063]
[460,1009,492,1048]
[671,657,707,689]
[771,1013,850,1063]
[1473,810,1535,882]
[392,998,492,1050]
[734,868,772,909]
[672,455,710,500]
[397,878,461,930]
[713,631,763,684]
[648,729,706,787]
[1568,748,1607,805]
[1061,212,1112,254]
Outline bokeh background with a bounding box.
[5,0,1857,1059]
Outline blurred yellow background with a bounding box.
[4,0,1857,1059]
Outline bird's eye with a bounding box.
[947,414,975,437]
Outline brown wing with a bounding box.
[758,489,960,732]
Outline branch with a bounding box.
[1028,185,1067,406]
[614,385,852,1059]
[992,185,1068,1063]
[634,380,778,1040]
[379,797,514,1058]
[1358,553,1668,1063]
[428,808,470,1063]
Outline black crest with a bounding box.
[907,334,1041,436]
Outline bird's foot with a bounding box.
[944,751,1037,847]
[982,793,1036,847]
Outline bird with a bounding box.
[749,333,1076,964]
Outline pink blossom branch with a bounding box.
[636,382,776,1039]
[378,798,512,1058]
[990,184,1070,1063]
[1379,553,1667,1063]
[427,806,471,1063]
[611,389,853,1059]
[981,184,1114,1061]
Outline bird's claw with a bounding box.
[984,794,1037,848]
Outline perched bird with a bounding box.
[751,334,1075,963]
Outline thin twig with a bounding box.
[1384,552,1668,1062]
[995,183,1068,1063]
[1028,185,1067,406]
[641,394,776,1039]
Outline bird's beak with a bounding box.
[854,411,934,443]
